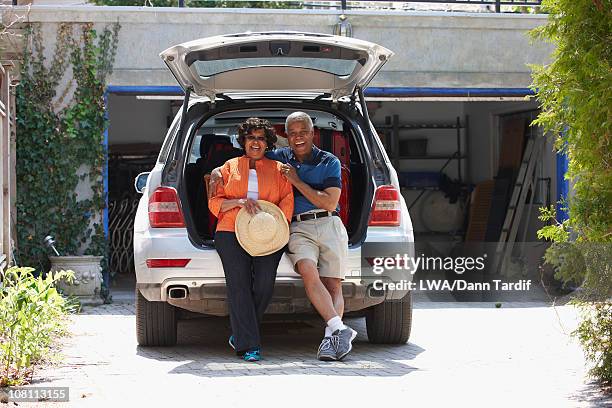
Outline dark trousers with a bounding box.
[215,231,284,354]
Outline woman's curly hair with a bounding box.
[237,118,277,151]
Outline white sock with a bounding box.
[324,326,333,338]
[326,316,346,334]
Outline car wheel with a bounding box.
[365,291,412,344]
[136,288,177,346]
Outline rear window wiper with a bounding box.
[314,93,332,102]
[215,93,236,103]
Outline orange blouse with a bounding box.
[208,156,294,233]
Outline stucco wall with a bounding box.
[19,5,553,90]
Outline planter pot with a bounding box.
[49,256,104,306]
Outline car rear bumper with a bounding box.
[136,275,406,316]
[134,225,414,314]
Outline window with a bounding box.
[193,57,359,78]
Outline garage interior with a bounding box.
[367,98,556,292]
[107,93,556,287]
[107,93,181,282]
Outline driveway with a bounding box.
[7,278,610,408]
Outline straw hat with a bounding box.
[235,200,289,257]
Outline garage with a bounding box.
[368,98,554,238]
[107,88,182,283]
[366,94,558,293]
[106,88,558,286]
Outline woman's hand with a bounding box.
[221,198,261,214]
[240,198,261,215]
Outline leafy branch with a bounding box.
[530,0,611,386]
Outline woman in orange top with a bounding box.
[209,118,293,362]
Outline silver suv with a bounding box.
[133,32,415,347]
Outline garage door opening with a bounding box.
[367,98,556,297]
[107,91,181,294]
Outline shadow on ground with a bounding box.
[135,316,424,378]
[567,381,612,407]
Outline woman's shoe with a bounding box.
[242,348,260,362]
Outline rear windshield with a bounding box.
[193,57,359,77]
[187,133,240,164]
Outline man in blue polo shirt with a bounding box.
[271,112,355,361]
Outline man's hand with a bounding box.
[209,167,223,193]
[281,162,340,212]
[280,163,300,185]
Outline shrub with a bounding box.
[530,0,611,387]
[0,266,78,387]
[575,302,612,386]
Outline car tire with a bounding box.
[365,291,412,344]
[136,288,177,346]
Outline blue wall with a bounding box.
[556,151,569,222]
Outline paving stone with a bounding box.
[13,289,611,408]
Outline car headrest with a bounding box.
[273,124,287,139]
[199,134,234,158]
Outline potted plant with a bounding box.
[45,236,104,306]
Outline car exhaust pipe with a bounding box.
[168,286,188,299]
[367,284,385,298]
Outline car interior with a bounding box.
[183,108,368,242]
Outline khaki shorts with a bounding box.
[287,214,349,279]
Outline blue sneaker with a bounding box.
[228,335,236,350]
[242,348,260,362]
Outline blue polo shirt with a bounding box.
[266,146,342,215]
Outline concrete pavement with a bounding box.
[8,277,611,408]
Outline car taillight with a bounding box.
[148,187,185,228]
[146,259,190,268]
[369,185,401,227]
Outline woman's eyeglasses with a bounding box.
[246,135,267,142]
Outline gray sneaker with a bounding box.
[317,337,337,361]
[332,326,357,361]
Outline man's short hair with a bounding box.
[285,112,314,133]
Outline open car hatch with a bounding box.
[160,32,394,101]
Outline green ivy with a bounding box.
[15,23,120,272]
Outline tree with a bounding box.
[530,0,611,386]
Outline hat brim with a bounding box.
[235,200,290,257]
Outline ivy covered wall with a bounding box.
[15,23,120,272]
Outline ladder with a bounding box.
[494,136,545,276]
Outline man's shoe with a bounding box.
[317,337,337,361]
[228,335,236,350]
[242,348,260,362]
[332,326,357,361]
